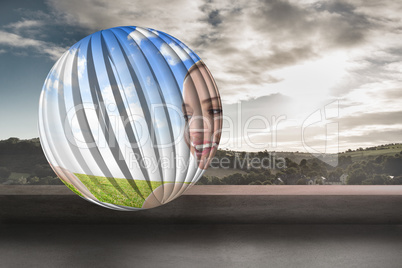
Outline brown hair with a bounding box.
[184,60,206,80]
[184,60,219,92]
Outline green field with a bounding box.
[62,181,84,198]
[70,174,193,208]
[341,144,402,161]
[73,174,166,208]
[204,167,247,178]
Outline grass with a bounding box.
[61,181,84,198]
[341,144,402,161]
[204,167,247,178]
[72,174,190,208]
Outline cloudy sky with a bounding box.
[1,0,401,153]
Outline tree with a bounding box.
[7,137,20,144]
[197,176,210,185]
[211,176,223,185]
[48,177,63,185]
[385,175,402,185]
[391,176,402,185]
[9,176,27,185]
[34,164,54,178]
[0,167,11,179]
[384,156,402,176]
[285,158,298,169]
[307,170,318,178]
[363,161,377,174]
[262,169,271,177]
[28,176,41,185]
[347,169,366,185]
[223,173,244,185]
[372,174,387,185]
[242,172,261,185]
[375,155,385,164]
[328,168,343,181]
[285,167,299,175]
[362,178,373,185]
[296,179,306,185]
[300,159,307,166]
[339,155,352,167]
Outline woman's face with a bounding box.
[183,63,222,169]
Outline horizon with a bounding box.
[2,136,400,155]
[1,0,401,153]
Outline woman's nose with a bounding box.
[189,131,204,142]
[189,116,213,133]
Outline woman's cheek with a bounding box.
[184,124,190,146]
[213,124,221,140]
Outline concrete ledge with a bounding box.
[2,185,402,195]
[1,185,401,224]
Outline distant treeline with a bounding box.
[197,152,402,185]
[198,144,402,185]
[0,138,61,185]
[0,137,401,185]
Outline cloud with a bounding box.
[341,128,402,146]
[127,28,147,46]
[0,30,65,60]
[4,19,44,32]
[44,77,59,92]
[0,30,42,47]
[339,111,402,130]
[77,54,87,79]
[159,42,191,66]
[46,0,205,40]
[13,0,402,100]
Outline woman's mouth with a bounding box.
[191,141,218,157]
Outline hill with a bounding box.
[0,137,401,185]
[0,137,59,185]
[340,143,402,161]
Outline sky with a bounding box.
[0,0,401,153]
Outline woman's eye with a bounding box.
[183,114,192,121]
[208,109,222,115]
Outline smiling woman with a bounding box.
[182,61,223,170]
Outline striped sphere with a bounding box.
[39,26,222,210]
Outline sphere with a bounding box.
[39,26,222,210]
